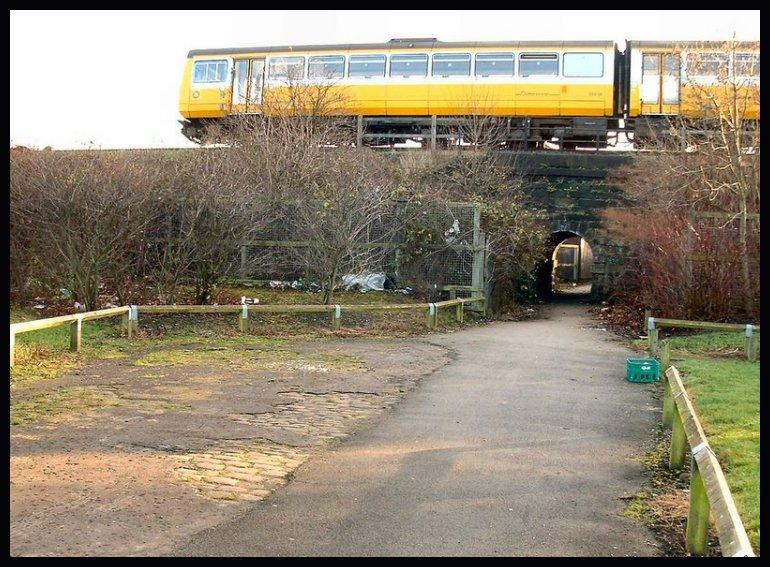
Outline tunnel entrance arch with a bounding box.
[536,230,595,300]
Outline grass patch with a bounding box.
[11,307,128,386]
[676,357,760,552]
[11,386,120,426]
[668,331,759,358]
[621,490,654,523]
[632,331,760,360]
[133,342,365,372]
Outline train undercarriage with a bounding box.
[181,114,754,151]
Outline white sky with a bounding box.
[10,10,760,149]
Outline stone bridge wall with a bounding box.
[499,151,633,298]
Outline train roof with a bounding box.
[187,39,616,58]
[628,40,759,50]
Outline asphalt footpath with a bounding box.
[172,301,661,556]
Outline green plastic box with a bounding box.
[626,358,660,383]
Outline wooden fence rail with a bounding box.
[659,361,755,557]
[135,297,484,333]
[644,311,760,362]
[9,306,131,367]
[10,298,485,368]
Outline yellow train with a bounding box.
[178,38,759,148]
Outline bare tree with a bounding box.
[201,77,403,304]
[285,149,402,304]
[143,149,268,304]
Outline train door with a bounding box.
[231,59,265,114]
[232,60,249,113]
[247,59,265,112]
[641,53,680,114]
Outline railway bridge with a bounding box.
[502,150,632,300]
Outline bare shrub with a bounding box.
[200,81,399,304]
[286,148,402,304]
[143,149,268,304]
[10,150,155,310]
[605,209,758,321]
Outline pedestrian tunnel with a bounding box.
[538,231,594,299]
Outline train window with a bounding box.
[663,54,680,76]
[432,53,471,77]
[268,56,306,81]
[686,53,728,78]
[192,60,229,83]
[390,54,428,78]
[735,53,759,77]
[643,54,659,75]
[475,53,514,77]
[308,55,345,80]
[562,53,603,78]
[519,53,558,76]
[348,54,386,78]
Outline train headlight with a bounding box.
[192,91,200,99]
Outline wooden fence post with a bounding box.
[647,317,659,354]
[662,378,675,430]
[745,325,756,362]
[121,311,129,335]
[10,330,15,368]
[660,339,670,369]
[69,315,82,352]
[240,245,248,279]
[661,345,674,429]
[456,301,464,323]
[685,454,711,556]
[669,404,687,470]
[128,305,138,338]
[331,305,341,331]
[239,303,249,333]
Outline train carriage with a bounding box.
[624,40,760,141]
[178,38,759,148]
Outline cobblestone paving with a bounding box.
[173,441,309,502]
[174,391,396,503]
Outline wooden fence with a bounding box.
[658,345,755,557]
[644,309,760,362]
[133,297,482,332]
[9,306,131,367]
[9,298,484,368]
